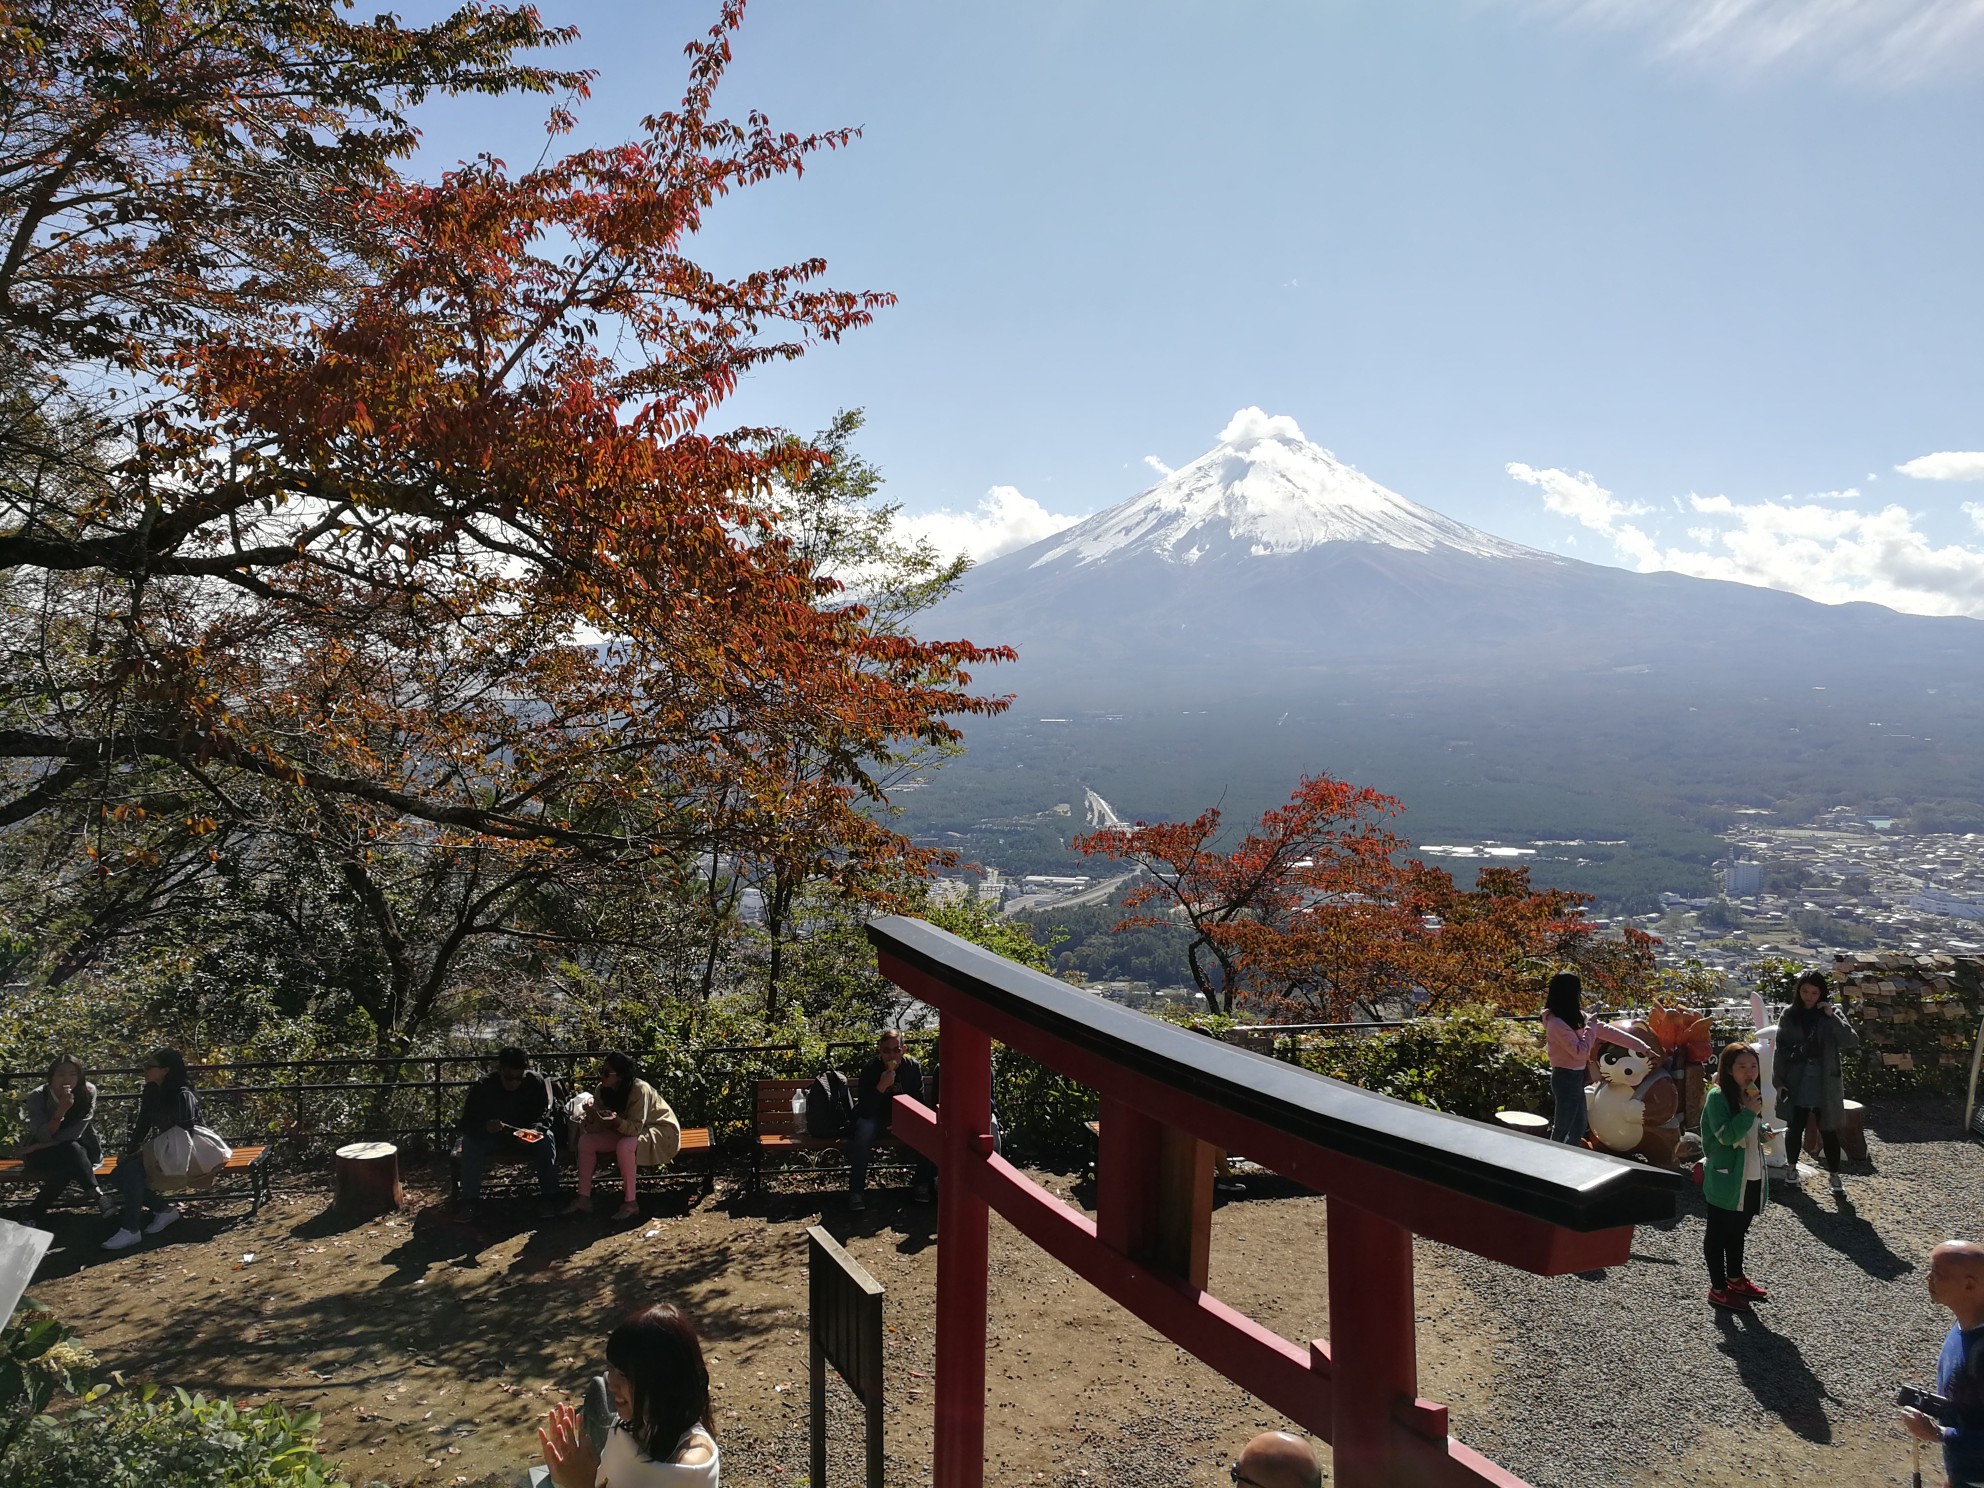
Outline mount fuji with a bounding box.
[1026,408,1535,570]
[927,410,1984,704]
[909,413,1984,881]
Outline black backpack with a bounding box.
[806,1069,853,1139]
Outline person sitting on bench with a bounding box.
[455,1046,560,1219]
[848,1028,935,1211]
[19,1053,113,1218]
[565,1052,681,1222]
[537,1301,720,1485]
[103,1048,202,1251]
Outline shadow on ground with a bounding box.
[1713,1307,1838,1442]
[1776,1187,1914,1280]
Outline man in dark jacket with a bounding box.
[454,1046,559,1217]
[848,1028,935,1211]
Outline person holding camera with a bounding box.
[1900,1240,1984,1488]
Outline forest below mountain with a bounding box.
[899,665,1984,914]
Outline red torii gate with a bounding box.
[867,916,1681,1488]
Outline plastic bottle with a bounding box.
[791,1086,806,1134]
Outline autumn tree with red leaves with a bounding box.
[1077,775,1648,1021]
[0,2,1011,1048]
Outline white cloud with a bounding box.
[898,485,1085,564]
[1534,0,1984,82]
[1896,451,1984,481]
[1218,407,1307,448]
[1505,463,1660,564]
[1509,463,1984,617]
[1144,455,1174,479]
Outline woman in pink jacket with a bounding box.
[1543,972,1599,1144]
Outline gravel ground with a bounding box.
[1428,1096,1981,1488]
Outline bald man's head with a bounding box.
[1234,1431,1321,1488]
[1929,1241,1984,1324]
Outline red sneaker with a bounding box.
[1708,1286,1751,1310]
[1729,1276,1769,1301]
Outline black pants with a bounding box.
[1788,1105,1842,1172]
[23,1140,100,1209]
[1705,1179,1762,1289]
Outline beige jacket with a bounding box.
[615,1079,682,1167]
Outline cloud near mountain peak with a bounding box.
[1509,461,1984,618]
[1218,407,1307,448]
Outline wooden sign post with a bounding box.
[808,1224,885,1488]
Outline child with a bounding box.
[539,1303,719,1486]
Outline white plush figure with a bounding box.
[1750,992,1789,1169]
[1587,1041,1656,1153]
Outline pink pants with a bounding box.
[576,1130,638,1200]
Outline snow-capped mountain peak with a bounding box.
[1029,408,1541,570]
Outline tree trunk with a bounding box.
[333,1141,403,1218]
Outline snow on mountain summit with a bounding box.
[1029,408,1541,570]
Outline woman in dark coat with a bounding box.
[102,1047,205,1252]
[17,1053,112,1216]
[1772,969,1860,1198]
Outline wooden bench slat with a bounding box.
[0,1145,267,1181]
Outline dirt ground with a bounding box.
[16,1150,1956,1488]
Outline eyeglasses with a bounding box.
[1230,1466,1270,1488]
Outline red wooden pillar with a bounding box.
[1326,1196,1417,1487]
[933,1018,992,1488]
[1095,1098,1214,1288]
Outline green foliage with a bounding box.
[1697,898,1743,930]
[923,895,1059,971]
[1016,899,1193,987]
[1295,1006,1550,1120]
[6,1386,345,1488]
[5,1299,342,1487]
[1747,956,1806,1005]
[992,1046,1098,1159]
[1,1300,100,1456]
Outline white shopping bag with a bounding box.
[187,1125,233,1177]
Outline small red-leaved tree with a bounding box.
[1073,775,1410,1017]
[1077,775,1646,1021]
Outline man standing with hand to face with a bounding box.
[848,1029,935,1211]
[1901,1240,1984,1488]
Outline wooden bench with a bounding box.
[0,1145,273,1214]
[447,1126,717,1200]
[751,1077,931,1192]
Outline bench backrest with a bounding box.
[756,1078,810,1134]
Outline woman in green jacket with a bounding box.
[1701,1041,1777,1311]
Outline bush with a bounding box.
[1295,1006,1551,1120]
[1,1302,345,1488]
[6,1386,346,1488]
[993,1047,1097,1158]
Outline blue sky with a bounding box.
[408,1,1984,614]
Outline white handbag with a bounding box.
[187,1124,233,1177]
[143,1125,232,1192]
